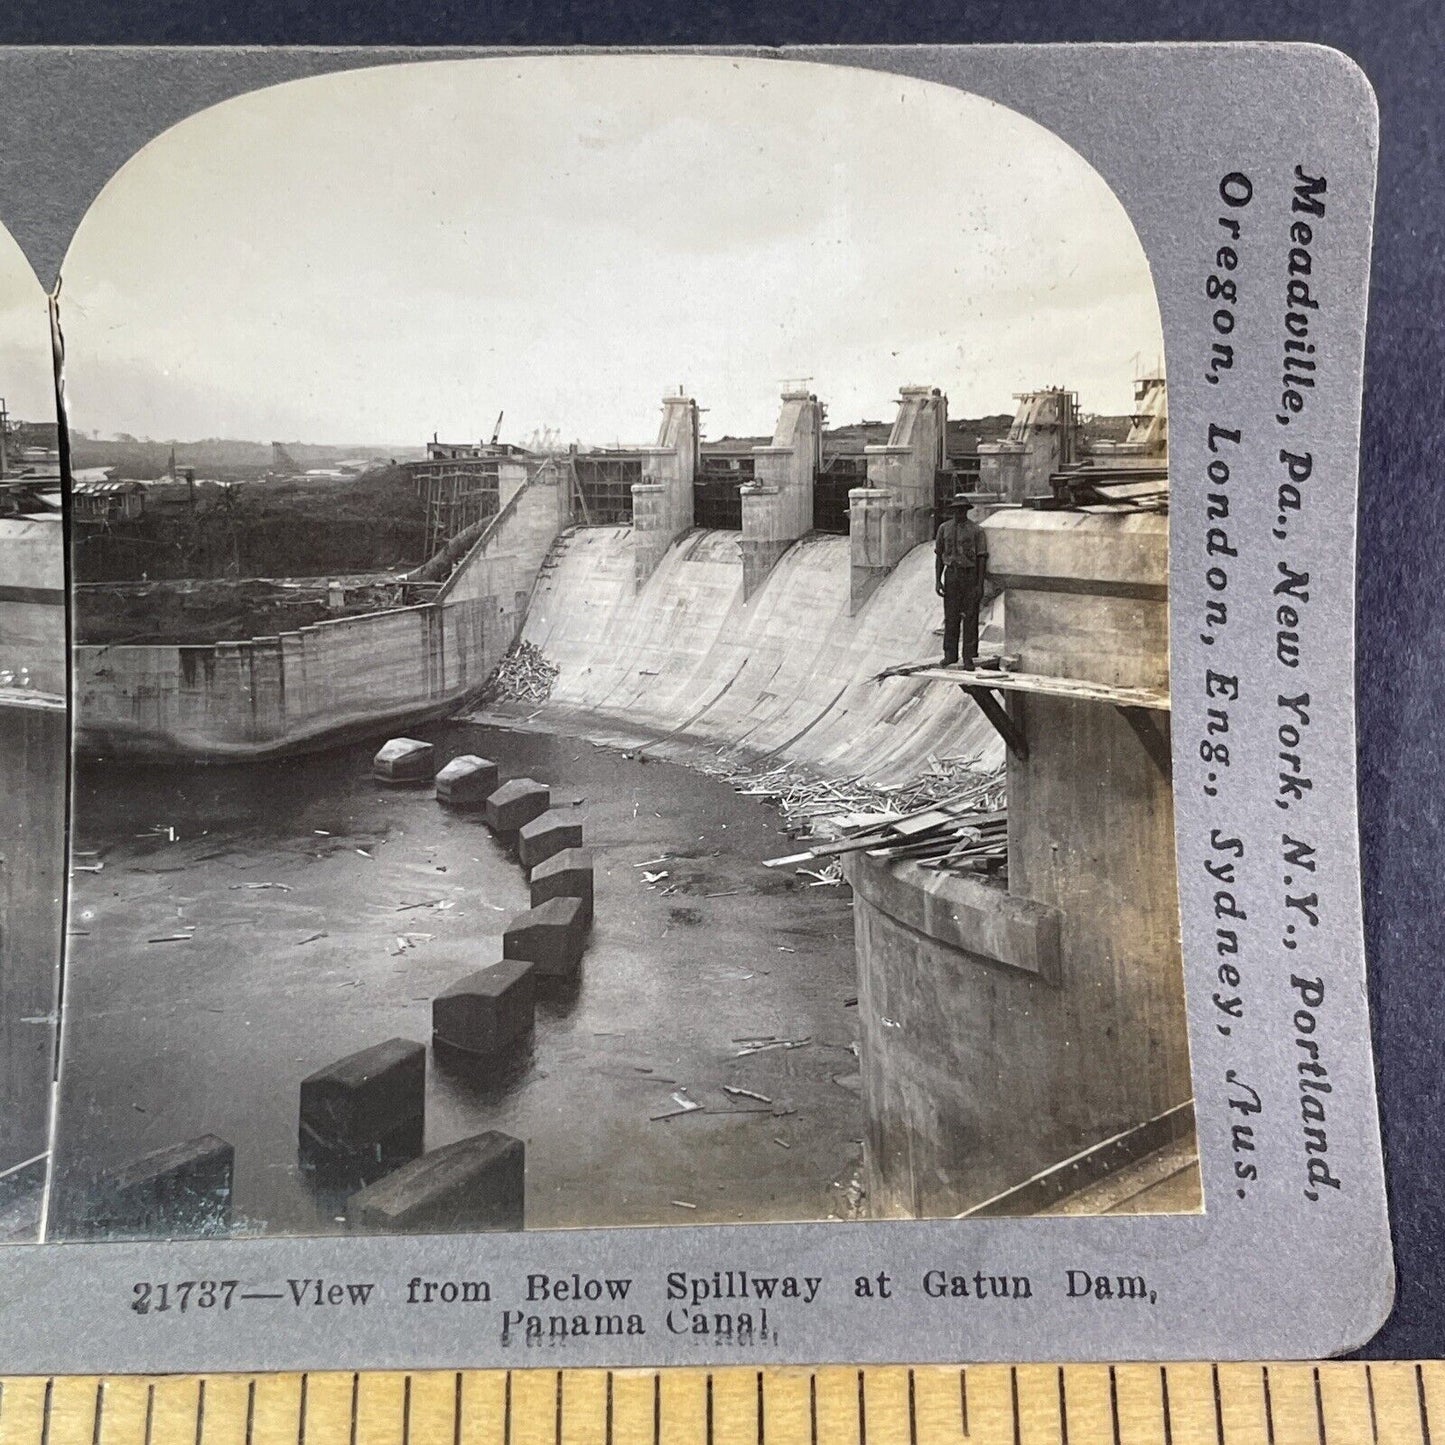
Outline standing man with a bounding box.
[935,493,988,666]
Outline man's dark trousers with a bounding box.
[941,566,981,666]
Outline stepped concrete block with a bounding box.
[346,1131,524,1234]
[373,737,436,783]
[517,809,584,874]
[435,754,499,808]
[529,848,594,927]
[503,896,587,980]
[84,1134,234,1239]
[432,961,536,1059]
[299,1037,426,1157]
[484,778,550,834]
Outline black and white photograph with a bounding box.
[0,223,65,1243]
[40,54,1197,1242]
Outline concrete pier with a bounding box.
[346,1131,524,1234]
[517,808,584,874]
[529,848,594,926]
[740,390,823,599]
[848,387,948,613]
[73,1134,234,1240]
[373,737,436,783]
[435,754,499,808]
[503,896,588,980]
[631,395,699,589]
[432,961,536,1061]
[299,1037,426,1160]
[485,778,551,835]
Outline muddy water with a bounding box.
[53,722,863,1238]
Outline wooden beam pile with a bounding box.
[762,795,1007,878]
[480,640,560,705]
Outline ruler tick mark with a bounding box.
[245,1380,256,1445]
[299,1372,308,1445]
[857,1369,867,1445]
[907,1369,917,1445]
[1419,1363,1434,1445]
[453,1371,462,1445]
[1212,1364,1225,1445]
[554,1371,562,1445]
[756,1370,765,1445]
[144,1383,155,1445]
[40,1378,52,1445]
[402,1374,412,1445]
[1365,1365,1379,1445]
[1160,1367,1173,1445]
[706,1374,714,1445]
[349,1373,359,1445]
[1058,1367,1069,1445]
[195,1378,206,1445]
[1263,1365,1277,1445]
[1312,1366,1326,1445]
[960,1368,970,1437]
[809,1374,818,1445]
[1011,1366,1022,1445]
[92,1380,105,1445]
[1109,1366,1122,1445]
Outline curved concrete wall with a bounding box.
[505,525,1002,785]
[73,465,567,760]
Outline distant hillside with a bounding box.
[69,436,425,481]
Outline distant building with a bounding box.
[71,478,146,526]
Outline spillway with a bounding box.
[479,526,1002,787]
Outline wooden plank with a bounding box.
[1117,704,1171,777]
[959,684,1030,761]
[914,666,1171,711]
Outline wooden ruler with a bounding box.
[0,1362,1437,1444]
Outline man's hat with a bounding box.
[949,493,974,510]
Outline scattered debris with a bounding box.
[230,882,292,892]
[722,1086,773,1105]
[670,1200,697,1210]
[481,640,559,705]
[773,1138,791,1149]
[733,1036,811,1058]
[295,933,328,946]
[147,933,193,944]
[651,1089,704,1122]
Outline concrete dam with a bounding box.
[485,526,1003,786]
[62,378,1195,1228]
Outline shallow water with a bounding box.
[53,721,863,1238]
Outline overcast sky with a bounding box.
[57,55,1164,449]
[0,229,56,426]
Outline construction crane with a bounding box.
[490,410,504,446]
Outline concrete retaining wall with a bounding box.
[498,525,1002,786]
[0,518,66,696]
[846,508,1189,1217]
[73,465,568,760]
[0,692,65,1176]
